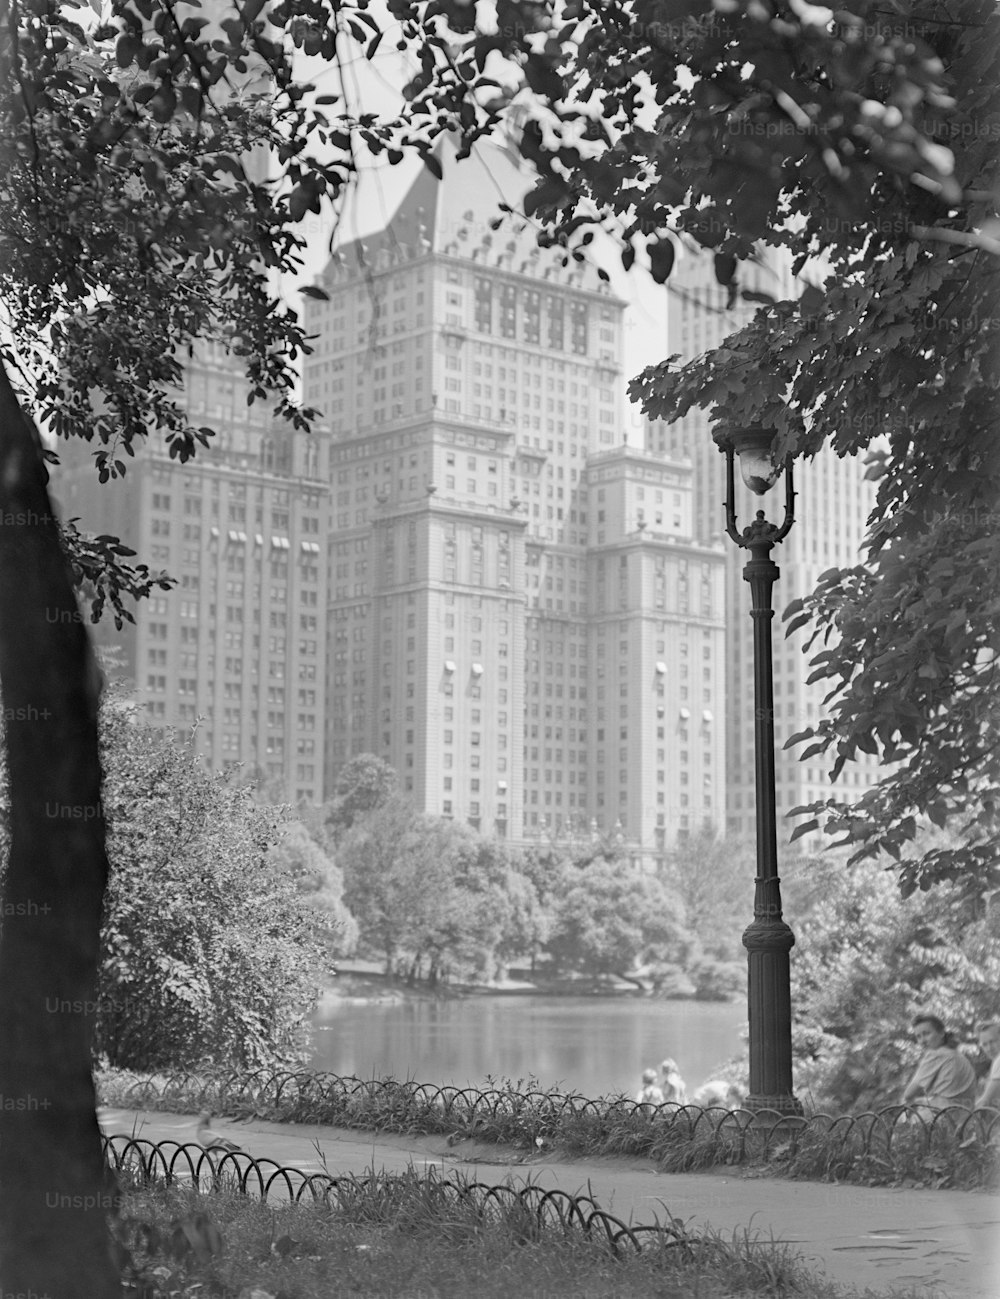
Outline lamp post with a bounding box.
[713,426,802,1116]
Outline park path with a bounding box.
[100,1106,999,1299]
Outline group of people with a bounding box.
[902,1015,1000,1113]
[635,1058,745,1110]
[632,1015,1000,1116]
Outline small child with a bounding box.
[635,1067,665,1105]
[660,1058,688,1103]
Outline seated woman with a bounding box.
[976,1021,1000,1110]
[901,1014,977,1112]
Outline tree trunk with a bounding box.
[0,362,118,1294]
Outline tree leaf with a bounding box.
[648,238,675,284]
[788,819,819,843]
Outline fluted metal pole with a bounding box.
[742,531,801,1115]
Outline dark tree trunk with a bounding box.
[0,362,118,1294]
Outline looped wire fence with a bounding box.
[98,1067,1000,1187]
[102,1133,693,1258]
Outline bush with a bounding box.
[690,958,744,1002]
[786,854,1000,1113]
[93,699,332,1072]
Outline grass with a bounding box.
[115,1166,932,1299]
[98,1067,1000,1193]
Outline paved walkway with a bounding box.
[100,1107,999,1298]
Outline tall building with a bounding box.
[646,251,878,844]
[50,3,329,799]
[303,139,726,859]
[53,345,331,805]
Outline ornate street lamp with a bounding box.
[713,425,802,1116]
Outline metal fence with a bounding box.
[100,1067,1000,1166]
[102,1133,689,1256]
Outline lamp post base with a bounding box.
[744,913,799,1116]
[743,1094,805,1117]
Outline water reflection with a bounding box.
[311,995,745,1099]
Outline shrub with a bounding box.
[94,699,332,1072]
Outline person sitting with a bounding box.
[691,1079,746,1110]
[659,1058,688,1103]
[975,1021,1000,1110]
[635,1068,665,1106]
[901,1014,977,1112]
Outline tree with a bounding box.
[340,806,539,983]
[392,0,1000,892]
[661,835,740,1000]
[515,845,570,967]
[661,831,753,966]
[547,860,692,980]
[481,848,545,981]
[0,357,117,1291]
[325,753,399,841]
[414,831,541,983]
[339,795,449,975]
[266,819,359,958]
[93,704,332,1071]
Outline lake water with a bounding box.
[310,994,746,1100]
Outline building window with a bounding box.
[523,289,540,344]
[547,295,564,350]
[474,277,492,333]
[570,302,588,354]
[499,284,516,339]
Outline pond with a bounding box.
[310,993,746,1100]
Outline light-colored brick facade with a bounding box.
[53,344,330,805]
[648,251,879,847]
[305,141,726,861]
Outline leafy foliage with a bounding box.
[338,802,746,992]
[265,819,359,957]
[339,796,541,982]
[96,699,331,1072]
[512,845,567,965]
[339,795,450,976]
[372,0,1000,890]
[781,503,999,894]
[4,11,293,437]
[658,831,756,998]
[0,0,443,621]
[548,859,694,978]
[324,753,399,840]
[660,830,751,964]
[785,851,1000,1113]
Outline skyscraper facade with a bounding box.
[303,141,726,859]
[647,252,878,845]
[49,0,331,800]
[53,344,331,805]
